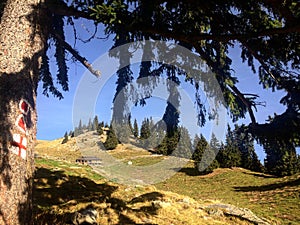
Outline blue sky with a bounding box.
[36,19,289,161]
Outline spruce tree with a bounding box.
[234,125,263,172]
[217,125,241,168]
[192,134,219,174]
[142,118,150,139]
[97,121,104,135]
[133,119,139,138]
[61,131,69,144]
[192,134,206,162]
[68,130,73,137]
[1,1,299,222]
[140,118,151,148]
[205,133,220,173]
[87,118,93,131]
[93,115,99,131]
[174,126,192,159]
[112,120,131,143]
[264,140,299,176]
[104,123,119,150]
[74,119,84,136]
[156,129,180,156]
[150,123,166,151]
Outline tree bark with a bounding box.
[0,0,47,224]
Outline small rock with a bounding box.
[182,197,190,204]
[206,208,224,217]
[152,200,172,208]
[71,207,98,225]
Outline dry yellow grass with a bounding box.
[33,157,257,225]
[35,138,82,162]
[33,136,279,225]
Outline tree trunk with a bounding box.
[0,0,47,224]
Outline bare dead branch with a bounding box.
[52,32,101,78]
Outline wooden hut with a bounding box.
[76,156,101,165]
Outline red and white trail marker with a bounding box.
[11,133,27,160]
[16,114,27,134]
[11,99,31,159]
[19,99,29,115]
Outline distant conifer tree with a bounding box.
[193,133,220,174]
[61,131,68,144]
[233,125,264,172]
[264,140,299,176]
[133,119,139,138]
[174,126,193,159]
[217,125,242,168]
[140,118,151,139]
[93,115,99,131]
[104,123,119,150]
[97,121,104,135]
[87,118,93,131]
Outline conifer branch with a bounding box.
[52,32,101,78]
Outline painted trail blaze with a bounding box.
[10,99,31,159]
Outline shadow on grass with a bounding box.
[175,167,214,176]
[33,167,117,207]
[177,167,200,176]
[242,171,276,179]
[234,177,300,192]
[130,192,164,204]
[33,167,159,225]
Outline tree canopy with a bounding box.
[2,0,298,145]
[33,0,300,147]
[1,1,299,223]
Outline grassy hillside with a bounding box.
[33,158,258,225]
[33,137,300,224]
[155,164,300,225]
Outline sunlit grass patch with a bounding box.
[155,164,300,225]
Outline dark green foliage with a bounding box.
[35,0,300,149]
[216,124,264,172]
[68,130,74,138]
[93,115,99,131]
[140,118,151,140]
[111,32,133,126]
[133,119,139,138]
[74,119,84,136]
[173,126,193,159]
[33,0,300,178]
[61,131,68,144]
[264,140,299,177]
[110,34,134,143]
[87,118,93,131]
[104,124,119,150]
[112,120,131,143]
[52,15,68,92]
[156,129,180,156]
[192,135,207,162]
[162,71,181,134]
[233,125,263,172]
[193,134,219,174]
[149,126,165,150]
[97,121,104,135]
[39,7,69,99]
[39,46,63,99]
[139,118,162,150]
[89,0,300,148]
[217,125,242,168]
